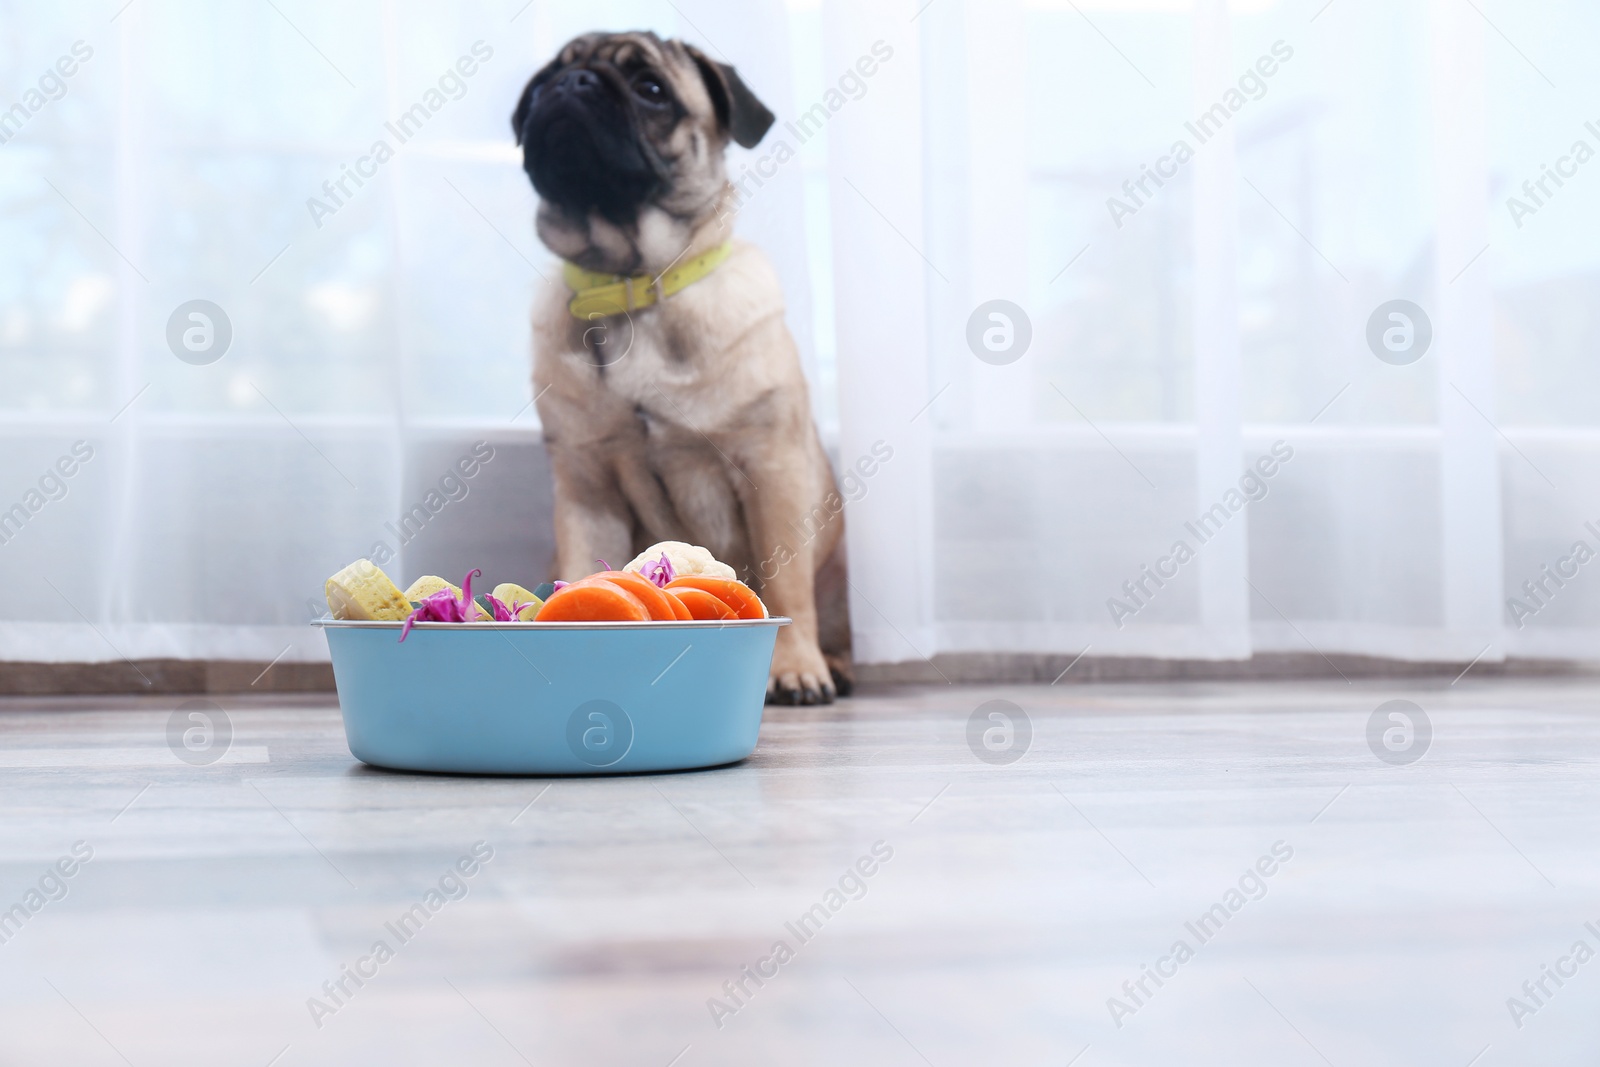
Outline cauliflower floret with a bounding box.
[625,540,736,582]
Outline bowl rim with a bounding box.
[313,616,791,631]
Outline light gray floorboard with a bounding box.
[0,680,1595,1065]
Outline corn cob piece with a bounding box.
[325,559,411,621]
[492,582,544,621]
[403,576,463,602]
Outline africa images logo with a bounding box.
[1365,300,1431,366]
[166,699,232,766]
[566,700,633,768]
[966,300,1032,365]
[967,699,1032,765]
[166,300,233,365]
[305,42,494,228]
[1366,699,1431,766]
[1106,40,1294,228]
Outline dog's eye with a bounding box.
[632,75,665,102]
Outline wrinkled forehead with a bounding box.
[559,32,676,73]
[550,32,715,117]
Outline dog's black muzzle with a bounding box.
[519,67,663,223]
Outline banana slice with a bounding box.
[492,582,543,621]
[325,559,411,621]
[404,575,462,602]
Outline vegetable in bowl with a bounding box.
[322,541,765,640]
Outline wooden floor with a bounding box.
[0,679,1595,1065]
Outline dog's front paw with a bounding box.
[824,652,854,698]
[765,639,836,706]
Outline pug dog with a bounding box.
[512,31,852,704]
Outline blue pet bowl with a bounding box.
[316,617,788,775]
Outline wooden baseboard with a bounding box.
[0,660,336,696]
[854,651,1600,686]
[4,650,1598,696]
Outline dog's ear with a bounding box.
[684,44,774,149]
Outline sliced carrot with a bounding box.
[534,578,649,622]
[670,587,737,621]
[661,589,693,620]
[666,576,766,619]
[592,570,684,622]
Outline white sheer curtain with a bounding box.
[3,0,1597,671]
[0,0,803,668]
[829,0,1600,667]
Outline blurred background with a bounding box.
[2,0,1598,681]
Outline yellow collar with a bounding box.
[562,241,733,319]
